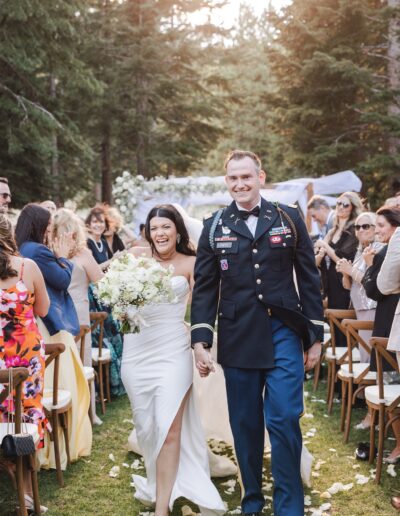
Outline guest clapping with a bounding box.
[316,192,363,346]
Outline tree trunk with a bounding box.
[101,124,112,203]
[388,0,400,161]
[50,74,60,204]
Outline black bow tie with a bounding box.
[239,206,260,220]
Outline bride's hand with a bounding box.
[193,343,215,377]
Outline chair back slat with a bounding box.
[370,337,399,402]
[90,312,108,359]
[325,309,356,354]
[0,367,29,432]
[44,343,65,407]
[74,325,90,364]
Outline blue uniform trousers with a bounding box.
[223,317,304,515]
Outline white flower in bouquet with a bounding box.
[96,253,176,333]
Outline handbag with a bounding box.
[1,368,36,458]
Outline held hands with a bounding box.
[53,232,74,259]
[336,258,352,275]
[362,244,376,267]
[304,341,322,371]
[193,343,215,378]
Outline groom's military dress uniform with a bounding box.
[191,198,324,516]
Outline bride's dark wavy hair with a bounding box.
[145,205,196,257]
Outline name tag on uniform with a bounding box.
[215,236,238,241]
[216,241,233,249]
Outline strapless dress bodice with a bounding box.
[137,275,189,327]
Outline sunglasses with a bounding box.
[354,224,374,231]
[336,201,351,208]
[0,193,11,201]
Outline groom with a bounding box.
[191,150,323,516]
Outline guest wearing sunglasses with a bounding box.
[336,212,384,429]
[0,177,11,214]
[315,192,363,347]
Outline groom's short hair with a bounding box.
[224,149,262,173]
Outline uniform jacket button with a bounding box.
[258,294,263,300]
[256,279,261,284]
[221,250,226,254]
[253,248,258,253]
[254,264,260,269]
[219,312,223,316]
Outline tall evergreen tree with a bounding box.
[0,0,101,206]
[265,0,398,205]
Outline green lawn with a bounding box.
[1,374,398,515]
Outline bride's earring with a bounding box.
[176,234,181,244]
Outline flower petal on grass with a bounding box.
[355,473,369,485]
[109,465,120,478]
[108,453,115,462]
[387,464,397,477]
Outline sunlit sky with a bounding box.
[188,0,292,27]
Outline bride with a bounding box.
[122,204,225,516]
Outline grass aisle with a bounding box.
[1,379,398,515]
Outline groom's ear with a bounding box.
[259,169,266,186]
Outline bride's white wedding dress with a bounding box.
[121,275,226,515]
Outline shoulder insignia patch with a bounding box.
[288,203,298,209]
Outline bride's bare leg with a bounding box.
[155,389,190,516]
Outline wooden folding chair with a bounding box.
[75,326,95,425]
[90,312,111,414]
[365,337,400,483]
[337,319,376,442]
[42,342,71,487]
[0,367,42,515]
[313,322,331,392]
[324,309,359,414]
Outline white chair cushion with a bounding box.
[365,385,400,406]
[42,389,72,411]
[84,366,95,381]
[92,348,111,363]
[339,363,377,381]
[0,422,40,447]
[325,346,360,362]
[324,323,331,334]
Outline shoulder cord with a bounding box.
[276,206,298,254]
[209,208,225,250]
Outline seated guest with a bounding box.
[15,203,92,468]
[85,205,113,270]
[40,200,57,215]
[0,214,50,511]
[377,226,400,466]
[361,206,400,445]
[307,195,334,240]
[0,177,11,214]
[85,206,125,396]
[103,206,137,250]
[336,212,384,429]
[52,208,104,424]
[315,191,363,346]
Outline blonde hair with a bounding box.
[52,208,87,258]
[106,206,124,232]
[330,191,364,236]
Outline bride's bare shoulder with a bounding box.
[128,247,152,258]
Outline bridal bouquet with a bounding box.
[95,253,176,334]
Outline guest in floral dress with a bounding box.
[0,214,50,506]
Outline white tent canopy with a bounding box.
[133,170,362,230]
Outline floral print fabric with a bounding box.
[0,280,48,446]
